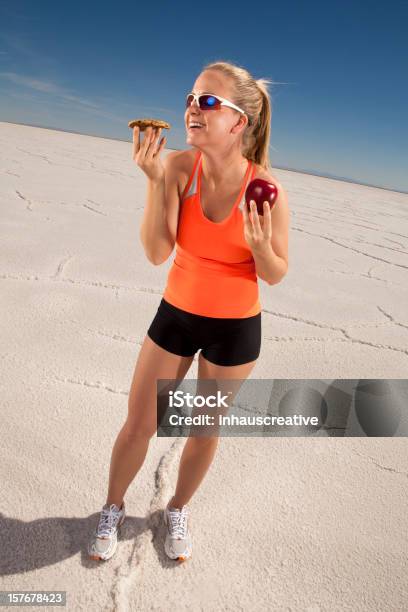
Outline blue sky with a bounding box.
[0,1,407,193]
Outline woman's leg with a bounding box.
[168,352,257,510]
[106,334,194,507]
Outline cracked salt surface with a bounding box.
[1,122,408,610]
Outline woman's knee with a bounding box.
[126,390,157,436]
[123,419,156,441]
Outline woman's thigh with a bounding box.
[188,352,258,439]
[198,350,257,406]
[126,334,195,438]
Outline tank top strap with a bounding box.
[237,159,257,211]
[181,150,202,201]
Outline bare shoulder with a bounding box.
[163,149,186,175]
[164,148,196,198]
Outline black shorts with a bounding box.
[147,298,262,367]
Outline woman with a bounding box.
[88,60,290,562]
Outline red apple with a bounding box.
[245,179,278,215]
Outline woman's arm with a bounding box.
[244,176,290,285]
[140,151,180,265]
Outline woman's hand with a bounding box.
[242,200,273,254]
[132,125,167,182]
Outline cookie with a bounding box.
[128,118,171,131]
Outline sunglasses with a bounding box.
[186,92,247,117]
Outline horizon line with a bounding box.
[1,120,406,195]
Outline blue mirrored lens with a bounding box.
[186,94,221,109]
[205,96,217,107]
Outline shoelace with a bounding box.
[97,504,122,538]
[168,507,189,539]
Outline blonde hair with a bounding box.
[201,60,274,172]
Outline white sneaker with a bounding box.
[88,501,126,561]
[163,502,192,561]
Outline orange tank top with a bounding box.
[163,150,262,318]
